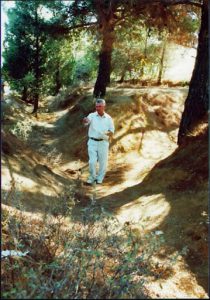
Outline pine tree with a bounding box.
[3,1,48,114]
[177,0,208,144]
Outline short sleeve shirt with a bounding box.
[87,112,115,139]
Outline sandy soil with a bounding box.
[2,86,209,298]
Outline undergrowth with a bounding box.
[2,185,179,299]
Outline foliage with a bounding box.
[2,1,49,104]
[166,5,200,47]
[110,4,200,83]
[2,0,200,101]
[112,24,164,82]
[1,183,184,299]
[10,120,34,142]
[2,0,205,136]
[73,49,98,84]
[41,31,98,97]
[2,1,99,100]
[41,37,76,95]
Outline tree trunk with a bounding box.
[140,27,150,78]
[119,69,126,83]
[54,67,61,95]
[93,26,115,98]
[21,86,28,102]
[32,4,40,115]
[32,37,40,116]
[157,32,167,85]
[177,0,208,145]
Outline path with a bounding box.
[2,87,208,298]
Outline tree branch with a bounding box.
[161,0,202,7]
[42,21,98,36]
[68,21,98,30]
[132,0,202,8]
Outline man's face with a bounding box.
[96,103,105,115]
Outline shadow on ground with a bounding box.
[71,131,208,293]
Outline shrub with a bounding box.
[1,185,176,299]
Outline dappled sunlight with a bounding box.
[146,256,208,299]
[34,122,55,129]
[116,194,171,231]
[2,169,60,198]
[163,43,196,82]
[1,0,208,296]
[140,130,177,160]
[33,185,60,197]
[2,203,44,221]
[108,87,187,161]
[2,85,208,298]
[146,86,188,97]
[60,160,87,173]
[11,174,37,190]
[6,162,21,173]
[1,168,11,187]
[2,165,36,192]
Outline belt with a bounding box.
[90,137,103,141]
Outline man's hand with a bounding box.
[105,131,113,138]
[101,131,113,141]
[83,117,90,126]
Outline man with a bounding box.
[83,99,115,184]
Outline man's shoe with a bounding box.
[96,180,103,184]
[87,178,95,184]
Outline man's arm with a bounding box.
[83,117,90,125]
[106,131,113,138]
[82,117,89,124]
[102,129,114,141]
[106,117,115,139]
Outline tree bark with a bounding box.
[32,52,39,115]
[21,86,28,102]
[177,0,208,145]
[54,67,61,95]
[93,0,117,98]
[140,27,150,78]
[119,69,126,83]
[93,26,115,98]
[157,31,168,85]
[32,4,40,115]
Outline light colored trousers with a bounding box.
[87,139,109,182]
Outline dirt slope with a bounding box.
[1,86,208,298]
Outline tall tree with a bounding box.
[26,0,209,143]
[43,0,139,97]
[177,0,208,144]
[3,4,33,101]
[44,0,202,97]
[33,1,41,114]
[3,0,48,114]
[92,0,118,97]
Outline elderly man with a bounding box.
[83,99,115,184]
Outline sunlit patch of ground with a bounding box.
[116,194,171,229]
[145,257,208,299]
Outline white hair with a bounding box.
[96,98,106,106]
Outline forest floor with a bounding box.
[2,85,209,298]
